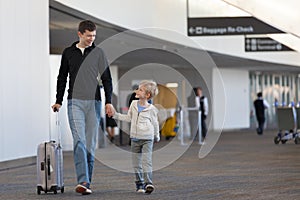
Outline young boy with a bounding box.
[113,80,160,194]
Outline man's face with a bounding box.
[197,88,202,97]
[78,30,96,47]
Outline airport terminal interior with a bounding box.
[1,0,300,199]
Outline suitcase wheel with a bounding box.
[37,186,41,195]
[274,136,281,144]
[281,139,287,144]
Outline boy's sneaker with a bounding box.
[136,188,145,193]
[145,184,154,194]
[136,183,145,193]
[75,182,92,195]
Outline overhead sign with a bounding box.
[245,37,294,52]
[188,17,284,36]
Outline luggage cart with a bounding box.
[294,107,300,144]
[274,107,299,144]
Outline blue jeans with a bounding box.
[67,99,101,185]
[131,139,154,186]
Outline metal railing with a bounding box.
[179,106,203,145]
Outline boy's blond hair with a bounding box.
[139,80,159,100]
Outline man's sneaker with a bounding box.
[82,188,92,195]
[75,183,92,195]
[145,184,154,194]
[136,183,145,193]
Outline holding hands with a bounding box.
[106,103,115,117]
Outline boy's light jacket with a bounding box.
[113,100,160,140]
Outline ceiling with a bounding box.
[49,0,300,73]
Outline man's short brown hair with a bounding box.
[78,20,96,34]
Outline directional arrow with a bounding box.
[189,27,195,34]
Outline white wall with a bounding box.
[0,0,50,161]
[213,68,249,130]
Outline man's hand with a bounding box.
[105,104,115,117]
[52,104,61,112]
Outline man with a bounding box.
[195,87,209,140]
[253,92,269,135]
[52,20,114,195]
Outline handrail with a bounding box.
[179,107,203,145]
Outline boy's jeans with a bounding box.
[131,139,154,186]
[68,99,101,185]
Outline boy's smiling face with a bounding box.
[135,85,150,100]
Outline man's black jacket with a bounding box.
[55,42,112,105]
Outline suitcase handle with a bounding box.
[55,113,62,146]
[50,112,62,146]
[47,157,51,176]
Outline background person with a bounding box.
[127,84,139,107]
[253,92,269,135]
[106,93,118,143]
[188,87,208,141]
[195,87,209,140]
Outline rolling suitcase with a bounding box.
[36,113,64,194]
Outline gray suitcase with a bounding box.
[37,113,64,194]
